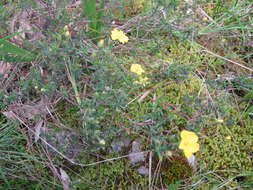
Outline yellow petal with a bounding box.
[179,140,187,150]
[180,130,198,143]
[118,34,129,44]
[137,76,148,84]
[184,150,193,158]
[111,29,129,44]
[203,17,208,21]
[187,142,200,153]
[111,29,121,40]
[130,64,145,75]
[179,141,199,152]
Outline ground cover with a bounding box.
[0,0,253,189]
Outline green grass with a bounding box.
[81,0,105,40]
[0,116,62,189]
[0,0,252,189]
[0,35,36,62]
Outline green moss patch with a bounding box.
[200,122,253,177]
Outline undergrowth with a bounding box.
[0,0,253,189]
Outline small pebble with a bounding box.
[128,141,146,164]
[137,166,149,176]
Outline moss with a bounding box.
[73,156,148,189]
[160,152,193,185]
[55,100,81,129]
[0,112,6,123]
[199,121,253,177]
[123,0,145,17]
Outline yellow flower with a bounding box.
[65,30,70,37]
[111,29,120,40]
[203,17,208,21]
[111,29,129,44]
[130,64,145,75]
[99,139,106,145]
[226,136,231,140]
[179,141,199,154]
[118,34,129,44]
[64,25,70,37]
[184,150,194,158]
[180,130,198,143]
[64,25,68,31]
[216,118,224,123]
[97,39,105,47]
[179,130,200,158]
[136,76,148,84]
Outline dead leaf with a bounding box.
[138,89,152,103]
[10,8,48,44]
[2,111,17,121]
[248,40,253,47]
[8,103,48,120]
[0,61,12,78]
[137,166,149,175]
[128,141,146,164]
[59,168,71,190]
[34,119,44,142]
[67,0,81,9]
[10,11,32,43]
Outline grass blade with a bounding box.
[0,39,35,62]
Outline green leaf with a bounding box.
[0,31,32,43]
[81,0,97,31]
[96,0,105,34]
[167,180,181,190]
[0,39,35,62]
[244,90,253,100]
[81,0,105,39]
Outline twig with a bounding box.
[65,63,82,106]
[196,7,214,22]
[149,151,153,190]
[202,49,253,72]
[125,80,172,107]
[151,159,162,188]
